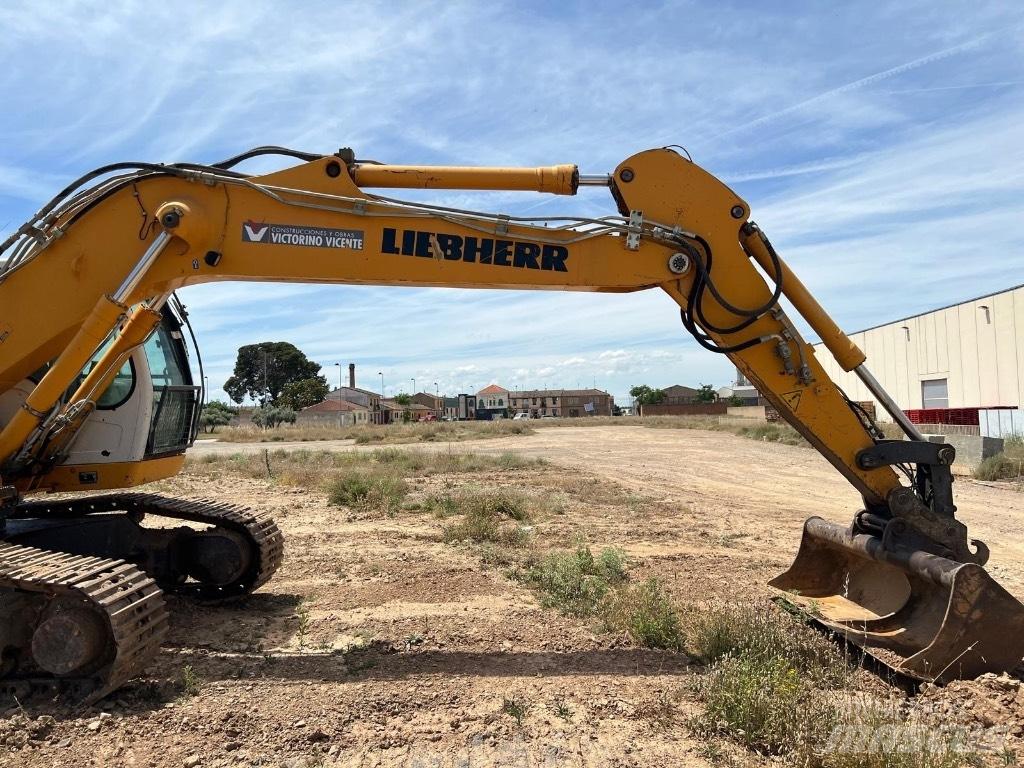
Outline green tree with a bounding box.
[199,400,238,433]
[224,342,323,406]
[279,377,329,411]
[252,406,297,429]
[629,385,666,406]
[696,384,718,403]
[393,392,412,422]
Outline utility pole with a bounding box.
[334,362,342,396]
[262,348,269,407]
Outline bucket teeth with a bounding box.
[770,516,1024,683]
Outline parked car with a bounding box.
[512,412,531,420]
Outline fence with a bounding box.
[641,403,727,416]
[295,411,365,427]
[916,423,982,437]
[979,409,1024,439]
[717,415,768,428]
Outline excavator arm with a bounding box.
[1,146,1021,685]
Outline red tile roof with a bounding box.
[476,384,507,395]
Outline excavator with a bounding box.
[1,145,1022,701]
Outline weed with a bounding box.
[498,451,533,469]
[502,696,528,727]
[479,542,523,567]
[692,653,831,758]
[685,601,848,687]
[974,453,1024,481]
[737,423,804,445]
[442,507,529,547]
[521,546,626,617]
[180,664,201,697]
[215,419,538,445]
[821,697,978,768]
[475,489,531,521]
[186,448,544,495]
[326,471,408,515]
[295,599,312,648]
[440,488,541,546]
[553,697,572,722]
[604,578,685,650]
[695,741,725,763]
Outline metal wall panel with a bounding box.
[813,285,1024,419]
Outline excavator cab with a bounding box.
[57,300,201,470]
[0,300,202,490]
[138,302,202,459]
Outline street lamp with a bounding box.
[378,371,384,397]
[203,376,209,402]
[411,377,416,394]
[334,362,342,395]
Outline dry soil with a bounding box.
[3,426,1023,768]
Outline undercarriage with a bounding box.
[0,493,283,700]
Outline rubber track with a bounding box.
[0,541,168,702]
[14,493,285,602]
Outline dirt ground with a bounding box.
[4,426,1024,767]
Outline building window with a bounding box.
[498,398,503,406]
[921,378,948,409]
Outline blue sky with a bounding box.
[2,1,1022,404]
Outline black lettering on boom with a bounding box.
[380,229,568,272]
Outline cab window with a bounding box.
[144,323,191,387]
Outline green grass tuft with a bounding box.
[685,601,848,687]
[603,578,685,650]
[521,546,626,617]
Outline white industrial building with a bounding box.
[813,283,1024,418]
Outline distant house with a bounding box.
[411,392,443,418]
[381,399,436,422]
[662,385,700,405]
[443,395,477,421]
[716,384,761,406]
[328,386,380,410]
[297,398,369,426]
[475,384,509,420]
[717,368,763,406]
[509,388,614,418]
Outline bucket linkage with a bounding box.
[771,439,1024,683]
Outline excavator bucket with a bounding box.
[770,516,1024,683]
